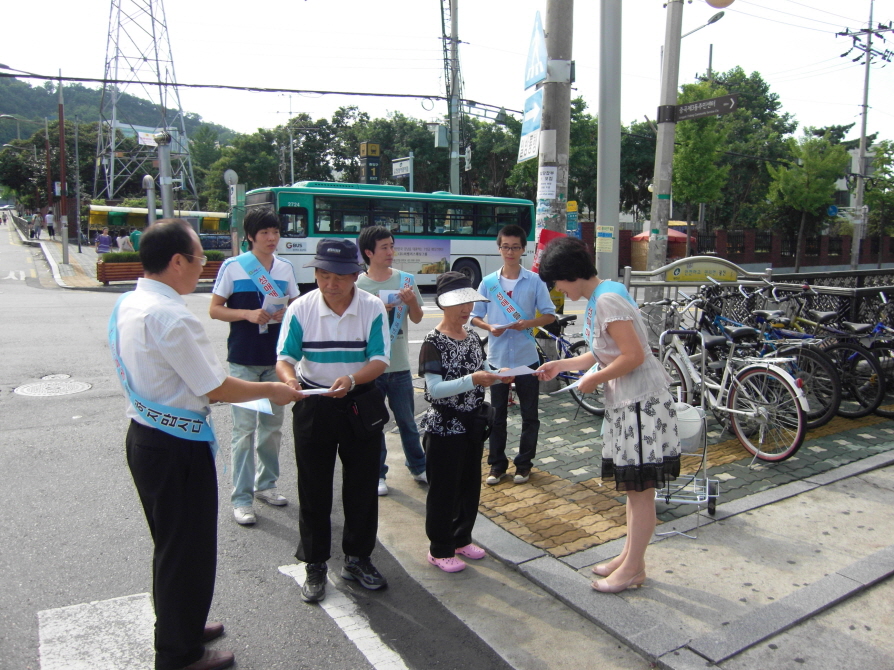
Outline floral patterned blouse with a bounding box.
[418,327,486,436]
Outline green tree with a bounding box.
[620,120,656,222]
[767,133,849,271]
[865,140,894,244]
[204,130,279,203]
[673,81,730,252]
[709,66,796,229]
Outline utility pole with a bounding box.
[449,0,460,194]
[838,0,893,269]
[74,116,82,253]
[154,131,175,220]
[58,72,69,264]
[536,0,573,235]
[646,0,684,272]
[595,0,621,278]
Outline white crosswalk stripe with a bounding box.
[38,593,154,669]
[279,564,410,670]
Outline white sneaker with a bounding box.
[412,471,428,484]
[255,487,288,506]
[233,506,256,525]
[377,478,389,496]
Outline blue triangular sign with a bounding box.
[524,11,548,90]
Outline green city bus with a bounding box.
[245,181,535,286]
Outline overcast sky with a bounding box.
[3,0,892,145]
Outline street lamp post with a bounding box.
[0,114,21,140]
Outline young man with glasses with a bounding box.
[470,224,556,485]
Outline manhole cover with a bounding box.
[14,381,92,397]
[41,374,71,380]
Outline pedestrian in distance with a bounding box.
[118,228,135,252]
[33,212,43,239]
[356,225,427,496]
[470,224,556,486]
[276,238,391,604]
[110,219,302,670]
[534,237,680,594]
[419,272,506,572]
[96,227,113,257]
[45,209,55,240]
[210,207,299,526]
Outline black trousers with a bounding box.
[488,365,540,471]
[423,431,484,558]
[126,421,218,670]
[292,393,382,564]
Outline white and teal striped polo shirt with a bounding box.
[276,287,390,388]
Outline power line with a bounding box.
[736,0,853,28]
[0,71,523,115]
[779,0,863,23]
[727,8,836,34]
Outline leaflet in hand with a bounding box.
[493,366,537,378]
[232,398,274,414]
[300,387,346,396]
[259,294,289,334]
[379,290,403,307]
[550,378,581,394]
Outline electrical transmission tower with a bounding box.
[94,0,198,207]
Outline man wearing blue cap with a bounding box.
[276,238,391,604]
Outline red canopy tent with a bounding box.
[631,228,696,244]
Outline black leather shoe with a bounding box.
[341,555,388,590]
[302,562,327,603]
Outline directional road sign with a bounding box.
[675,93,739,122]
[517,88,543,163]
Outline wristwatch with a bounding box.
[348,374,356,392]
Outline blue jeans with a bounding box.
[229,362,285,507]
[376,370,426,478]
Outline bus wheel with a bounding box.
[452,259,481,287]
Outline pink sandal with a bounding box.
[427,553,466,573]
[455,543,486,560]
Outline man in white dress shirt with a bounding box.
[114,219,301,670]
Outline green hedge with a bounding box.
[101,250,225,263]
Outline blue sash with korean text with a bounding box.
[389,271,415,343]
[236,252,281,298]
[583,280,639,352]
[109,293,218,455]
[482,272,535,342]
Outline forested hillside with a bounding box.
[0,77,234,146]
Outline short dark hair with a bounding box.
[357,225,394,266]
[537,237,597,283]
[140,219,196,274]
[497,224,527,248]
[243,207,280,250]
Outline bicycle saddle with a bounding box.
[840,322,874,335]
[806,310,838,324]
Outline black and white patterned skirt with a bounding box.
[601,389,681,492]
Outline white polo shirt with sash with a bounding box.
[112,278,227,452]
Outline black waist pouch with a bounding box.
[349,385,389,434]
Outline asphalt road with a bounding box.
[0,228,515,670]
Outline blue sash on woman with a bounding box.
[582,280,638,351]
[109,293,218,455]
[481,272,535,342]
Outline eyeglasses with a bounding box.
[183,253,208,266]
[499,245,524,252]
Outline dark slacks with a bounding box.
[423,431,485,558]
[488,365,540,471]
[126,420,218,670]
[292,394,382,564]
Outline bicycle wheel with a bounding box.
[869,343,894,418]
[659,349,693,405]
[561,340,605,416]
[819,341,885,418]
[727,367,806,462]
[775,344,841,429]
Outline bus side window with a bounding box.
[279,207,308,238]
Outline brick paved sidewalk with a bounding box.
[480,392,894,558]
